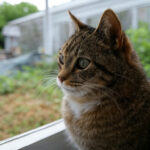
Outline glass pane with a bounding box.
[0,0,150,141]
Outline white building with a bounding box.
[2,0,150,55]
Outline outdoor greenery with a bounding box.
[126,22,150,77]
[0,60,62,140]
[0,2,38,48]
[0,61,59,95]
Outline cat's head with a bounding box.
[57,9,138,97]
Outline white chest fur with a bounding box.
[64,96,101,119]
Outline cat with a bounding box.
[57,9,150,150]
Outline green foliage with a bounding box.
[0,61,62,140]
[0,2,38,47]
[0,61,62,100]
[126,22,150,77]
[0,76,16,94]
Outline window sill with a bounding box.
[0,119,75,150]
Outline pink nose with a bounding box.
[58,76,66,83]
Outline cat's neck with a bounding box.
[64,95,101,119]
[113,66,149,100]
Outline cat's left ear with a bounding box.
[95,9,123,49]
[68,11,87,31]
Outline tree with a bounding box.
[0,2,38,48]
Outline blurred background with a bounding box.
[0,0,150,140]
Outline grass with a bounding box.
[0,61,62,140]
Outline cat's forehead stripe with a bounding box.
[63,31,83,53]
[74,30,93,56]
[64,29,94,57]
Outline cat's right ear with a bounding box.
[95,9,122,49]
[68,11,87,31]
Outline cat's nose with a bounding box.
[58,76,66,83]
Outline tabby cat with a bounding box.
[57,9,150,150]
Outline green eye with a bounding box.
[77,58,90,69]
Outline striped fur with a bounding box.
[57,9,150,150]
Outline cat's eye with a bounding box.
[76,58,90,69]
[59,55,64,65]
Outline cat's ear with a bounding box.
[68,11,87,31]
[96,9,122,48]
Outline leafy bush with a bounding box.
[126,22,150,77]
[0,61,61,99]
[0,76,16,94]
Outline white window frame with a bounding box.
[0,119,75,150]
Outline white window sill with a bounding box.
[0,119,75,150]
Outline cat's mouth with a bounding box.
[67,81,83,87]
[61,84,88,97]
[57,77,82,89]
[61,85,78,92]
[57,77,87,96]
